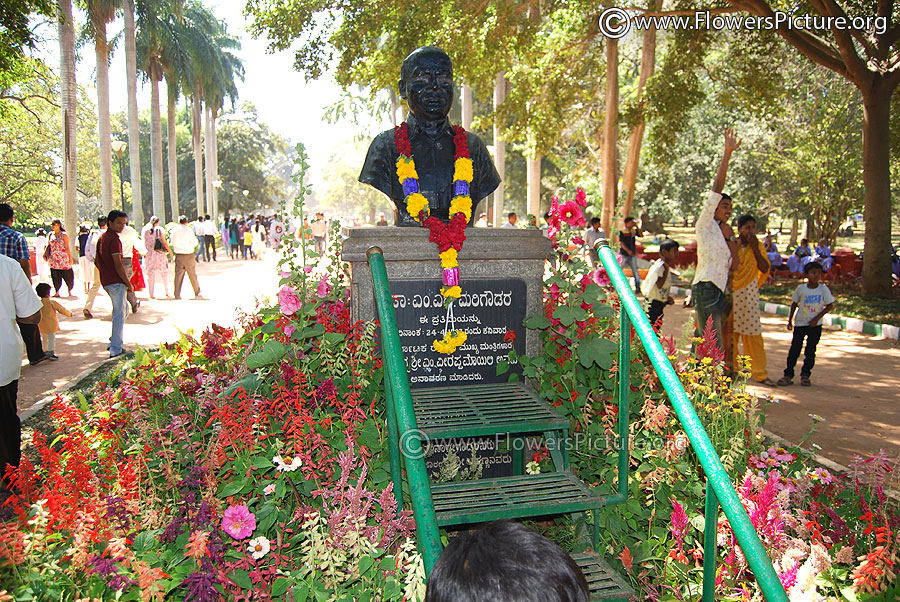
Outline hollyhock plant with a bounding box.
[278,285,303,316]
[558,201,586,227]
[221,505,256,540]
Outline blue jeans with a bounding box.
[692,281,730,353]
[620,254,641,292]
[104,283,128,356]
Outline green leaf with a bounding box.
[523,314,552,329]
[323,332,345,343]
[292,583,310,602]
[576,336,617,369]
[271,578,291,596]
[246,339,288,370]
[252,456,274,471]
[581,283,607,304]
[359,554,375,574]
[220,479,246,498]
[230,569,253,590]
[132,530,158,553]
[295,323,326,340]
[553,305,587,326]
[496,360,510,375]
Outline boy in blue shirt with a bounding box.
[778,262,834,387]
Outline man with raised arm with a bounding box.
[692,129,741,356]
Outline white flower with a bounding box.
[525,461,541,475]
[247,536,270,560]
[808,413,825,422]
[263,483,276,495]
[273,454,302,472]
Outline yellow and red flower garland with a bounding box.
[394,123,472,354]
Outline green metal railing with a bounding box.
[596,240,788,602]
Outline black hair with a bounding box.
[179,215,189,224]
[107,210,127,223]
[36,228,46,237]
[737,214,756,228]
[804,261,823,274]
[0,203,12,222]
[424,521,589,602]
[800,238,808,244]
[204,214,211,220]
[590,217,602,226]
[36,283,51,297]
[720,193,732,202]
[660,238,680,253]
[198,215,204,221]
[98,216,108,227]
[623,216,635,224]
[51,218,65,232]
[508,212,517,219]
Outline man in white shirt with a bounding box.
[119,221,146,312]
[692,129,741,355]
[170,215,202,299]
[584,217,607,267]
[83,215,107,318]
[0,253,43,491]
[202,214,217,261]
[193,216,207,262]
[502,212,518,228]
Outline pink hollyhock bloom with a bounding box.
[549,282,561,300]
[278,286,302,316]
[280,271,291,278]
[572,236,585,246]
[591,268,611,287]
[316,276,331,299]
[222,505,256,540]
[558,201,586,227]
[284,324,296,337]
[574,187,587,208]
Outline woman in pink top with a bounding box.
[48,219,75,297]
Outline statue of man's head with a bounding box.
[398,46,454,124]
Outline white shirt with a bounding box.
[641,258,671,302]
[791,283,834,327]
[502,221,518,229]
[170,224,199,254]
[202,220,217,236]
[192,220,204,236]
[692,190,731,293]
[0,254,43,386]
[120,224,146,257]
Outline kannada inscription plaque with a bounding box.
[391,278,527,387]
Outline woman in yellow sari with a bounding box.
[733,215,775,385]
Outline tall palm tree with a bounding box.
[85,0,118,214]
[59,0,78,250]
[123,0,143,225]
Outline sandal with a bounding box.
[800,376,811,386]
[755,378,778,386]
[777,377,793,386]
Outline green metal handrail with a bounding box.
[596,240,788,602]
[367,247,443,573]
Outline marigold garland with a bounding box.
[394,122,473,354]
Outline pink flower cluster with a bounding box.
[547,187,589,239]
[278,285,302,316]
[748,446,796,470]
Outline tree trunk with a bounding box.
[211,109,219,224]
[527,155,541,219]
[192,96,204,219]
[601,37,619,234]
[123,0,143,225]
[94,20,113,214]
[861,85,894,294]
[58,0,77,255]
[620,0,660,218]
[149,72,165,220]
[492,73,506,227]
[790,217,799,247]
[461,84,473,130]
[204,104,213,216]
[166,87,180,221]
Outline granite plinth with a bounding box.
[342,227,552,364]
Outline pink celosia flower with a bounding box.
[669,499,690,545]
[278,286,302,316]
[221,505,256,540]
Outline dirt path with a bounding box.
[658,303,900,469]
[17,253,280,413]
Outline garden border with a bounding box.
[19,356,122,424]
[670,286,900,340]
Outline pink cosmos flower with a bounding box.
[222,505,256,540]
[558,201,585,227]
[574,187,587,208]
[278,285,302,316]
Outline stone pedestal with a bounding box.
[342,227,552,385]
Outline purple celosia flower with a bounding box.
[278,285,303,316]
[221,504,256,540]
[402,178,419,196]
[183,569,220,602]
[104,495,131,531]
[453,180,469,196]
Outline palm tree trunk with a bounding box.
[192,95,204,218]
[211,108,219,223]
[526,155,541,219]
[601,37,619,234]
[204,103,213,216]
[94,20,113,213]
[166,86,180,220]
[492,73,506,227]
[123,0,143,225]
[149,72,165,220]
[58,0,78,254]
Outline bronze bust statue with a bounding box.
[359,46,501,226]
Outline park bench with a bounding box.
[367,246,634,601]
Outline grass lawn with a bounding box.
[759,279,900,326]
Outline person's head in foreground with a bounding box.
[804,261,823,286]
[424,520,589,602]
[659,238,680,265]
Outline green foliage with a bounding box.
[0,0,56,79]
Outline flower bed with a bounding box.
[1,171,897,601]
